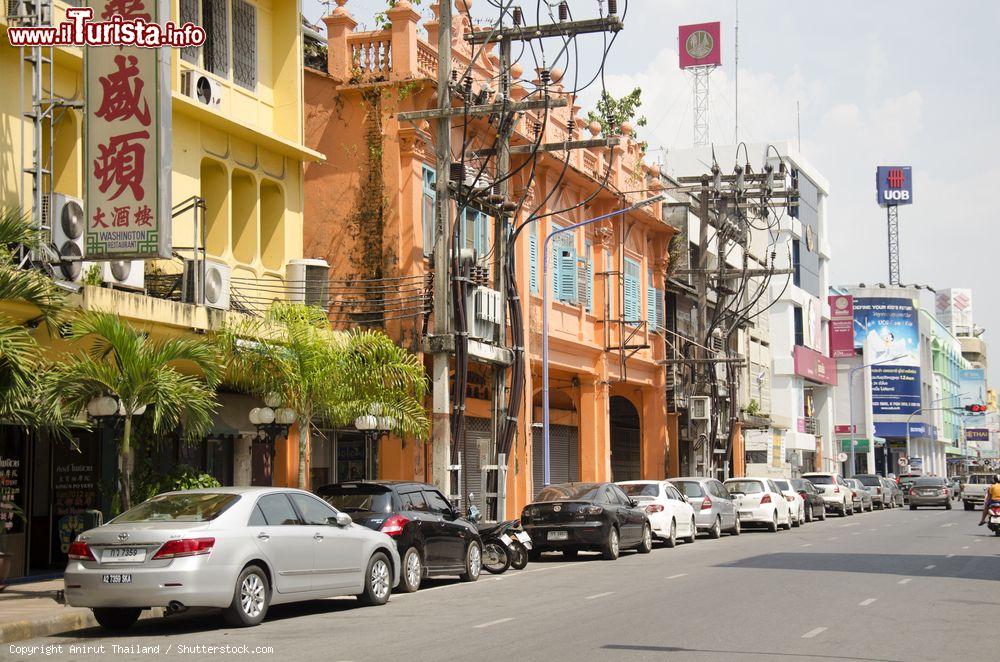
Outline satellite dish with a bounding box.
[61,199,84,240]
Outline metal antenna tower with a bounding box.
[887,204,900,285]
[692,65,715,146]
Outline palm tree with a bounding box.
[0,208,66,428]
[218,302,428,489]
[49,312,223,510]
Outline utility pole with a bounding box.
[695,176,711,475]
[430,0,454,495]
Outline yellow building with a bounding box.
[0,0,322,579]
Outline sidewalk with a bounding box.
[0,579,162,644]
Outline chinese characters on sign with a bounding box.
[85,0,171,260]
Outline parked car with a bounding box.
[772,479,806,527]
[723,478,791,532]
[791,478,827,522]
[881,477,903,507]
[907,477,952,510]
[64,488,400,631]
[845,479,874,512]
[855,474,890,509]
[618,480,698,547]
[521,482,652,560]
[897,474,922,504]
[315,481,482,593]
[669,476,740,538]
[803,472,854,517]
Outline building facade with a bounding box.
[303,1,675,517]
[0,0,318,579]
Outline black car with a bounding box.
[316,481,482,592]
[520,482,652,561]
[792,478,826,522]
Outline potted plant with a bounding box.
[0,502,25,590]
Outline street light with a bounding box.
[540,193,667,485]
[355,404,395,480]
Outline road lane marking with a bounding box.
[924,565,936,570]
[851,532,862,536]
[667,574,687,579]
[946,554,955,558]
[941,522,957,528]
[827,536,838,541]
[859,598,877,607]
[962,546,971,550]
[801,543,812,548]
[801,627,827,639]
[839,522,860,528]
[868,528,878,532]
[898,578,912,585]
[585,591,615,600]
[473,618,514,629]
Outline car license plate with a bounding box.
[102,574,132,584]
[991,516,1000,524]
[101,547,145,563]
[500,533,513,545]
[515,531,531,544]
[547,530,568,541]
[738,510,753,518]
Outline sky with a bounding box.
[303,0,1000,384]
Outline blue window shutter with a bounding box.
[585,241,594,313]
[529,226,538,294]
[624,258,640,322]
[647,269,656,327]
[559,247,577,303]
[656,288,664,330]
[552,237,560,297]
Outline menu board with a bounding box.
[51,436,100,560]
[0,435,26,536]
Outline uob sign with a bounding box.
[876,166,913,208]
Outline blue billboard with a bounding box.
[876,166,913,207]
[853,297,921,416]
[959,368,988,407]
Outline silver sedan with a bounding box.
[64,487,400,630]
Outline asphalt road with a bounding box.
[6,503,999,662]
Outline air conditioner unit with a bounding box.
[286,258,330,308]
[690,396,712,421]
[51,193,86,281]
[180,70,224,108]
[182,257,231,310]
[102,259,144,291]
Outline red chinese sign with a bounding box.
[85,0,170,259]
[793,345,838,386]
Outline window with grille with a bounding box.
[180,0,200,64]
[232,0,257,89]
[202,0,229,77]
[550,224,577,304]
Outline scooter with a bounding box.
[468,506,532,573]
[987,503,1000,537]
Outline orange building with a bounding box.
[302,0,676,517]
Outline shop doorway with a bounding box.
[610,396,641,481]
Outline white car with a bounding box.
[64,488,400,630]
[617,480,697,547]
[772,478,806,527]
[723,478,791,532]
[802,472,854,517]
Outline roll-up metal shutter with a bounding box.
[460,417,491,513]
[532,424,580,499]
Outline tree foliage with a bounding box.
[217,302,428,488]
[49,312,223,510]
[587,87,649,149]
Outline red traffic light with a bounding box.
[965,404,987,414]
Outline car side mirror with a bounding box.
[629,499,639,508]
[330,513,352,527]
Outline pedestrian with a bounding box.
[977,474,1000,526]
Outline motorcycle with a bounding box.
[988,503,1000,537]
[468,505,533,574]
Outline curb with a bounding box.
[1,608,164,645]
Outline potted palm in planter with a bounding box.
[0,501,25,590]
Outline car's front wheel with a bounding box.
[398,547,422,593]
[93,607,142,631]
[638,524,653,554]
[358,551,393,606]
[223,565,270,627]
[459,541,482,582]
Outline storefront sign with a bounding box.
[834,424,857,434]
[853,297,921,415]
[51,437,100,561]
[966,428,990,443]
[828,295,855,358]
[0,437,26,536]
[874,422,937,440]
[876,166,913,207]
[793,345,838,386]
[679,22,722,69]
[84,0,171,259]
[840,438,871,452]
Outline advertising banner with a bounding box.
[959,368,988,407]
[793,345,838,385]
[876,166,913,207]
[828,294,855,358]
[935,288,973,336]
[854,297,921,415]
[679,22,722,69]
[966,428,990,443]
[84,0,172,259]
